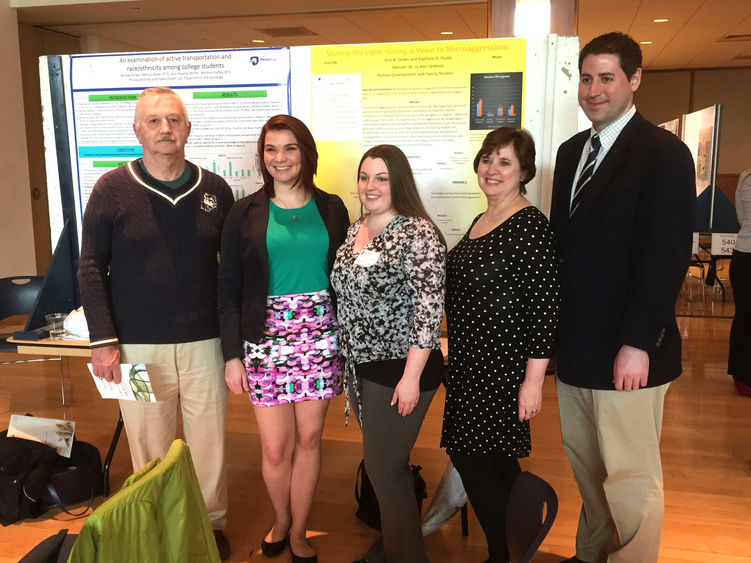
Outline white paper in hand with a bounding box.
[87,363,157,402]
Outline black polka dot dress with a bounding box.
[441,206,559,457]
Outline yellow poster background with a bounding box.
[310,38,526,247]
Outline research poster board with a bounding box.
[682,105,720,198]
[291,36,580,246]
[42,36,579,250]
[681,104,722,231]
[658,118,680,137]
[305,38,526,243]
[59,47,291,246]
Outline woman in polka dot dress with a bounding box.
[441,127,559,563]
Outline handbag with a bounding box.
[354,459,427,530]
[40,439,104,517]
[0,431,103,525]
[0,435,58,525]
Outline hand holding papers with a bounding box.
[88,363,157,402]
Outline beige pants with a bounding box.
[119,337,229,528]
[556,377,669,563]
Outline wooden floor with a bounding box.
[1,292,750,562]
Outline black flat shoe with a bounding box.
[212,530,231,561]
[291,553,317,563]
[260,529,289,558]
[290,540,317,563]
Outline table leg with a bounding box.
[60,356,73,407]
[103,412,124,496]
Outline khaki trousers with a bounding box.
[119,337,229,528]
[556,377,669,563]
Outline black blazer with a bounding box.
[217,186,350,361]
[549,112,695,389]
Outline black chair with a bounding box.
[505,471,558,563]
[0,276,44,353]
[18,529,77,563]
[20,440,219,562]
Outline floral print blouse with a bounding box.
[331,215,446,369]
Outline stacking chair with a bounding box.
[0,276,44,353]
[420,459,469,537]
[18,528,77,563]
[505,471,558,563]
[20,439,220,563]
[68,438,219,562]
[685,260,706,302]
[712,256,731,301]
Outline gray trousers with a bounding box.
[357,379,436,563]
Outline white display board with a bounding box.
[42,36,579,250]
[682,105,721,198]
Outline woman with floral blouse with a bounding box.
[331,145,445,563]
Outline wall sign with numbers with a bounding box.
[711,233,737,256]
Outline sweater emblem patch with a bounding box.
[201,194,218,213]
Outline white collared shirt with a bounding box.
[570,105,637,207]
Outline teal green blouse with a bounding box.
[266,198,329,296]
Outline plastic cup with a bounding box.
[45,313,67,340]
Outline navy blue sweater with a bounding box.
[78,160,234,346]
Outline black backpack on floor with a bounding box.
[0,435,58,525]
[0,432,104,525]
[40,439,104,514]
[354,459,428,530]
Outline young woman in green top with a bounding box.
[217,115,350,563]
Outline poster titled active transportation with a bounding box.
[309,38,526,246]
[66,47,291,241]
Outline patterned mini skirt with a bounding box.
[243,289,343,407]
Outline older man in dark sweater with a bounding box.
[78,87,234,559]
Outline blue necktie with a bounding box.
[570,134,600,216]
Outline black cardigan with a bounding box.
[78,161,234,347]
[217,186,350,361]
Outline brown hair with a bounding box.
[257,115,318,197]
[579,32,642,79]
[473,127,536,195]
[358,144,446,247]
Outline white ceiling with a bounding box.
[14,0,751,69]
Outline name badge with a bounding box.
[355,249,380,267]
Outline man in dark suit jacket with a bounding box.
[550,33,695,563]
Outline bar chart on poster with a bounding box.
[204,154,264,201]
[470,72,523,129]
